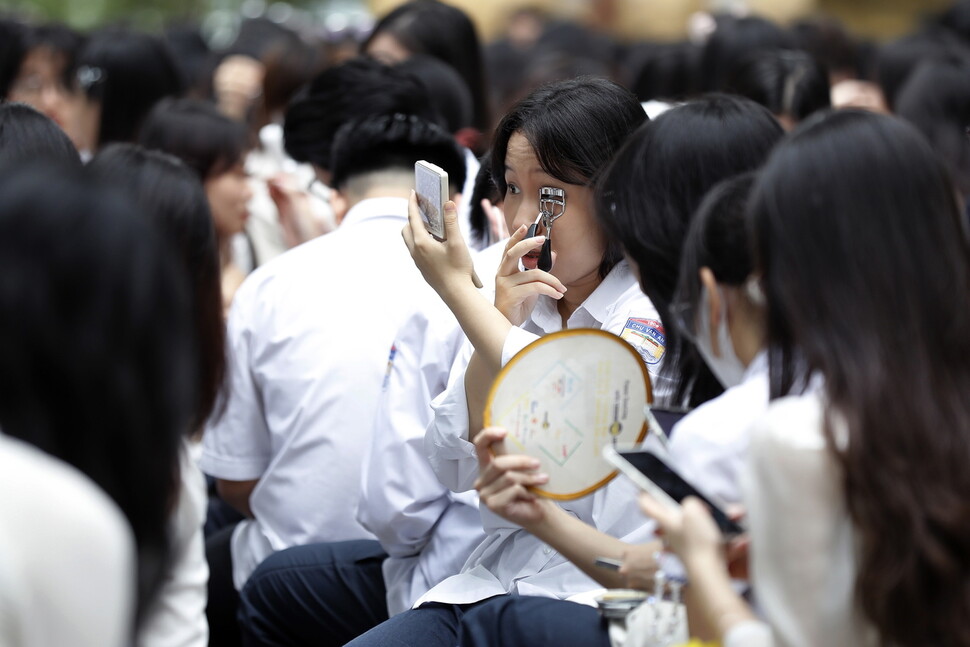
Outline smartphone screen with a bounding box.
[618,450,743,536]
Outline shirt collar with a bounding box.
[528,260,635,332]
[340,197,409,228]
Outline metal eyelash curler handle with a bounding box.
[536,187,565,272]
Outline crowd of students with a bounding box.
[1,1,969,646]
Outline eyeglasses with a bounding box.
[9,75,69,99]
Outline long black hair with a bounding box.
[491,76,647,279]
[0,162,195,630]
[750,109,970,645]
[89,143,226,433]
[595,95,782,407]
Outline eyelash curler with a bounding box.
[526,187,566,271]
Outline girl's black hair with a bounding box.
[0,162,195,631]
[89,143,226,434]
[895,58,970,197]
[21,22,85,89]
[0,102,80,168]
[364,0,489,133]
[468,151,503,248]
[75,27,183,148]
[672,174,758,340]
[595,95,783,407]
[728,49,831,124]
[749,108,970,646]
[696,15,795,93]
[0,18,26,98]
[138,97,247,180]
[490,76,647,279]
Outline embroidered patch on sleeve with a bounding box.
[619,318,666,365]
[381,344,398,390]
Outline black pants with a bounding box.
[237,539,388,646]
[206,522,243,647]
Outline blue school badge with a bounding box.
[381,344,397,390]
[619,318,666,365]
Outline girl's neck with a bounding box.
[556,272,602,326]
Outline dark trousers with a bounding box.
[344,595,610,647]
[206,522,243,647]
[238,540,388,647]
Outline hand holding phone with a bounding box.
[602,445,743,538]
[415,160,448,241]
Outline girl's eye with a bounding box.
[506,183,521,195]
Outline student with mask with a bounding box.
[641,110,970,646]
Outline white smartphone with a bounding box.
[602,444,744,537]
[415,160,449,241]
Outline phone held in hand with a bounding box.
[415,160,449,241]
[602,444,744,538]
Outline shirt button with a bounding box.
[543,547,552,555]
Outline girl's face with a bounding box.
[502,132,607,288]
[8,47,73,131]
[204,161,252,239]
[365,32,412,64]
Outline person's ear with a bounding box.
[330,190,349,226]
[698,266,722,357]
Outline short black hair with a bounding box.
[75,27,183,148]
[490,77,646,278]
[697,15,795,92]
[329,112,466,192]
[364,0,489,132]
[728,49,831,123]
[282,57,438,172]
[0,102,80,168]
[139,97,248,180]
[874,31,970,110]
[0,18,26,98]
[395,54,473,134]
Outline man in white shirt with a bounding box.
[200,113,466,645]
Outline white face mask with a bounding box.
[694,286,747,388]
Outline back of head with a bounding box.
[329,112,466,199]
[749,109,970,646]
[895,59,970,196]
[365,0,488,132]
[697,15,795,92]
[0,18,26,98]
[0,102,80,168]
[629,41,698,103]
[283,57,437,173]
[89,143,225,433]
[874,30,970,111]
[139,97,247,180]
[395,54,473,135]
[0,162,195,626]
[728,49,831,127]
[76,27,183,148]
[596,94,783,406]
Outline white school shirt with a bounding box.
[201,197,430,590]
[729,392,878,647]
[357,242,505,616]
[667,352,768,505]
[138,440,208,647]
[0,434,136,647]
[416,261,667,606]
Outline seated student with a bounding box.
[199,112,465,646]
[345,76,654,647]
[138,98,253,314]
[456,174,771,646]
[0,162,197,640]
[641,110,970,646]
[237,164,507,647]
[370,94,782,647]
[89,144,226,647]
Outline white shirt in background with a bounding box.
[357,241,504,616]
[201,197,429,590]
[0,434,135,647]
